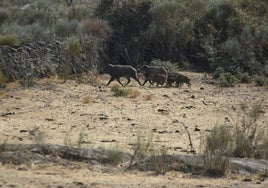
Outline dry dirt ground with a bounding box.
[0,72,267,188]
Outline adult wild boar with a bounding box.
[99,64,142,86]
[138,65,168,86]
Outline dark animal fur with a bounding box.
[167,73,191,88]
[138,65,168,86]
[148,74,167,86]
[100,64,142,86]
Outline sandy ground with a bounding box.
[0,72,267,187]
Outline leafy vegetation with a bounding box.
[203,125,233,176]
[0,0,267,83]
[203,101,267,176]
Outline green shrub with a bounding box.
[128,132,154,169]
[67,6,92,21]
[54,19,79,38]
[218,72,236,87]
[212,67,225,79]
[237,72,251,83]
[0,34,20,45]
[17,7,44,25]
[106,148,124,166]
[151,146,168,175]
[233,101,265,158]
[254,76,267,86]
[111,85,132,97]
[0,70,7,87]
[150,59,179,72]
[203,125,234,176]
[66,36,81,57]
[81,18,111,39]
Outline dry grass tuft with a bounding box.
[82,95,92,104]
[143,94,154,100]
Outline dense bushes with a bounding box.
[0,0,267,81]
[95,0,267,79]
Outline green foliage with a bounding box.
[96,0,152,66]
[212,67,225,79]
[0,0,267,77]
[233,101,265,158]
[150,59,179,72]
[237,72,251,83]
[128,132,154,169]
[218,72,237,87]
[81,18,111,39]
[111,85,132,97]
[151,146,168,175]
[106,148,124,166]
[203,125,233,176]
[54,19,79,38]
[66,36,81,57]
[0,70,7,87]
[254,76,268,87]
[0,33,20,45]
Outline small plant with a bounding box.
[111,85,132,97]
[218,72,236,87]
[203,125,233,176]
[106,148,124,166]
[64,130,88,148]
[128,132,154,169]
[150,59,179,72]
[0,137,8,153]
[151,146,168,175]
[129,89,140,98]
[29,127,45,145]
[66,36,81,57]
[0,70,7,88]
[254,76,267,86]
[54,19,79,38]
[0,34,20,45]
[144,94,153,100]
[233,101,265,158]
[212,67,225,79]
[82,95,92,104]
[81,18,111,38]
[238,72,251,83]
[77,132,88,148]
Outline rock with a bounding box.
[157,109,169,115]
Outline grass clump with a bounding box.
[54,19,79,38]
[151,146,168,175]
[0,34,20,45]
[233,101,266,158]
[150,59,179,72]
[111,85,132,97]
[81,18,111,39]
[218,72,237,87]
[128,133,154,169]
[65,36,81,56]
[203,125,233,176]
[106,148,124,166]
[237,72,251,83]
[128,132,168,175]
[254,76,268,87]
[0,70,7,88]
